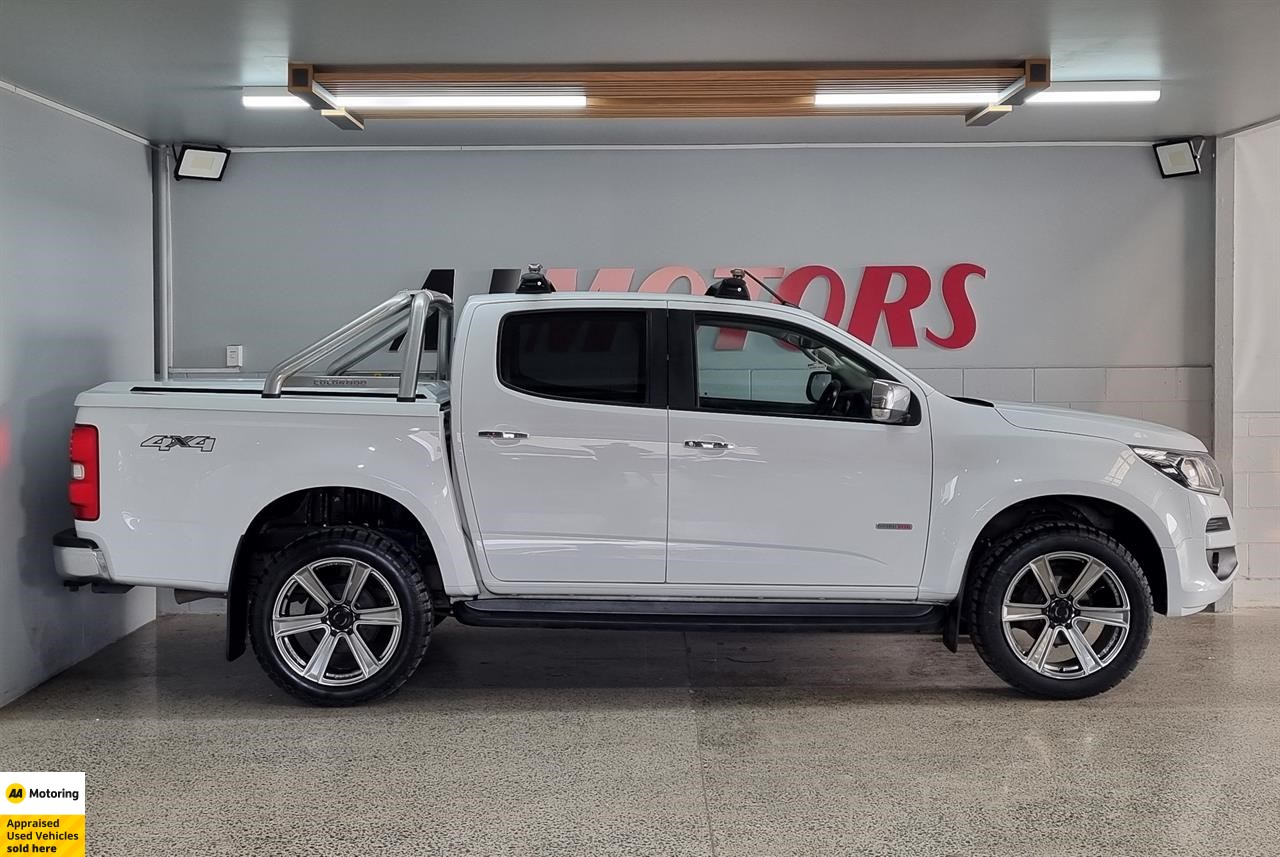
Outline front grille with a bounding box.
[1206,516,1230,533]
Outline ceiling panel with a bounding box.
[1,0,1277,145]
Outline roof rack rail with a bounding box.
[262,289,453,401]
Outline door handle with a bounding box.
[684,439,734,450]
[478,430,528,440]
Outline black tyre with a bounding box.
[249,526,432,706]
[968,521,1153,699]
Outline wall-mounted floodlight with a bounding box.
[174,144,230,181]
[1153,138,1204,178]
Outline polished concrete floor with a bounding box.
[1,611,1277,856]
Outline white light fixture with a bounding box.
[1025,82,1160,104]
[173,144,230,181]
[814,81,1161,109]
[1153,138,1203,178]
[242,87,586,110]
[241,87,309,109]
[1028,90,1160,103]
[336,93,587,110]
[814,91,1000,107]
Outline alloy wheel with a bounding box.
[1000,551,1131,680]
[271,557,404,687]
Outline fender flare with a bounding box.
[223,475,478,661]
[934,486,1174,653]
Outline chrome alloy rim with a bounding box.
[1001,551,1131,680]
[271,558,403,687]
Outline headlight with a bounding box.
[1132,447,1224,494]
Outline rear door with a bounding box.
[457,300,669,585]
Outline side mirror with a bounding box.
[806,371,833,402]
[870,380,912,423]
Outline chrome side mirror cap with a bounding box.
[870,380,912,424]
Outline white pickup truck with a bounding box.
[54,268,1237,705]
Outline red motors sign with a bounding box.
[537,263,984,349]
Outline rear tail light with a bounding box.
[69,424,99,521]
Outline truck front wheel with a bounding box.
[248,526,433,706]
[968,521,1154,699]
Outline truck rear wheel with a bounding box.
[967,521,1153,699]
[248,526,432,706]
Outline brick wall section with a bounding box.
[912,366,1214,448]
[1231,413,1280,605]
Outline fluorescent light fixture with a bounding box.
[1027,89,1160,103]
[173,144,229,181]
[1026,82,1160,104]
[242,87,587,111]
[336,93,587,110]
[1153,139,1202,178]
[242,87,309,109]
[815,91,999,107]
[813,81,1161,109]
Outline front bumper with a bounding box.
[53,528,110,582]
[1163,493,1237,616]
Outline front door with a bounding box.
[667,309,932,590]
[458,303,668,585]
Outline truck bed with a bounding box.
[65,377,466,593]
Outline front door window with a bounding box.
[695,315,889,421]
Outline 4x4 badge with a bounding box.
[140,435,216,453]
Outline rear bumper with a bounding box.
[53,528,110,581]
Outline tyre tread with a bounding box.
[248,525,432,707]
[966,520,1153,699]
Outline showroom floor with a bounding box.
[1,611,1276,856]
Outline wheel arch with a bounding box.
[957,494,1169,617]
[226,485,448,661]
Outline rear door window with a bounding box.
[498,310,649,405]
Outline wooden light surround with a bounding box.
[286,59,1049,129]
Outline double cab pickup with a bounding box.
[54,270,1236,705]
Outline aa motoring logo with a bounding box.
[5,784,78,803]
[3,772,85,856]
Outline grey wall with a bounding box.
[169,145,1215,446]
[0,87,156,705]
[170,145,1213,372]
[162,144,1214,616]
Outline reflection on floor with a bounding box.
[1,611,1276,856]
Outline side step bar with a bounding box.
[451,598,947,633]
